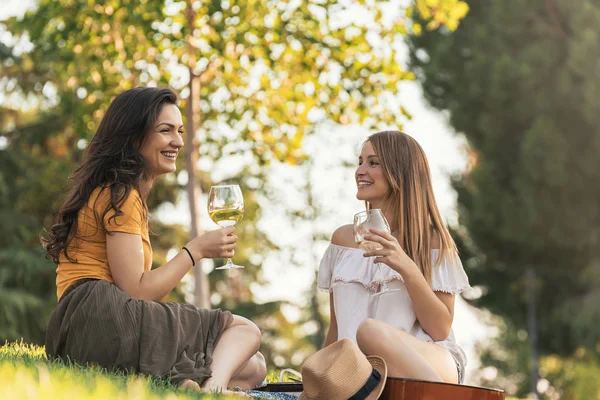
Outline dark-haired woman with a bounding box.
[43,87,266,394]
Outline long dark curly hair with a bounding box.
[43,87,179,264]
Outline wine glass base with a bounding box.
[215,264,245,270]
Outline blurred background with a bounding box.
[1,0,599,399]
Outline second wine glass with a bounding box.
[208,184,245,270]
[353,209,401,295]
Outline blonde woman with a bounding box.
[318,130,471,384]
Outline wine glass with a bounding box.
[353,209,400,295]
[208,185,245,270]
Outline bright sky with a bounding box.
[0,0,32,19]
[2,0,493,383]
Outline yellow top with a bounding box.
[55,187,152,300]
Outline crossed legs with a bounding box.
[356,318,458,384]
[182,315,266,394]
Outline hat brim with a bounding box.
[298,355,388,400]
[365,355,387,400]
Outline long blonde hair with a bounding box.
[366,130,457,285]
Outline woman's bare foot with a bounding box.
[180,379,201,391]
[201,377,248,397]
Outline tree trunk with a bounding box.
[185,0,210,309]
[527,267,539,398]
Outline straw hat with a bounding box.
[299,339,388,400]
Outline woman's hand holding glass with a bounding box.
[354,209,400,295]
[185,227,238,262]
[362,229,418,277]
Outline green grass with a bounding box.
[0,341,240,399]
[2,341,531,399]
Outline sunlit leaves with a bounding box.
[1,0,469,167]
[2,0,171,142]
[408,0,469,34]
[163,0,468,166]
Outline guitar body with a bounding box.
[382,378,505,400]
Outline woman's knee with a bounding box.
[231,315,262,349]
[356,318,388,354]
[357,318,385,339]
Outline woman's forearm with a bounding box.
[402,267,453,341]
[323,292,338,348]
[109,228,236,302]
[323,325,338,348]
[136,251,195,301]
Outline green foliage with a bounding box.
[407,0,600,395]
[476,321,600,399]
[0,137,57,344]
[478,319,531,398]
[2,0,469,167]
[541,350,600,400]
[166,0,414,165]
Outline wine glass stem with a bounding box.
[377,263,388,293]
[224,227,234,267]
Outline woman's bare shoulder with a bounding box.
[331,224,357,248]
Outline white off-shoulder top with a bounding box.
[318,243,471,382]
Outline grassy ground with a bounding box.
[0,341,249,399]
[3,341,524,400]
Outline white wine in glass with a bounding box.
[209,209,244,228]
[358,240,383,252]
[353,209,400,295]
[208,185,245,270]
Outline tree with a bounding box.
[0,0,470,346]
[407,0,600,395]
